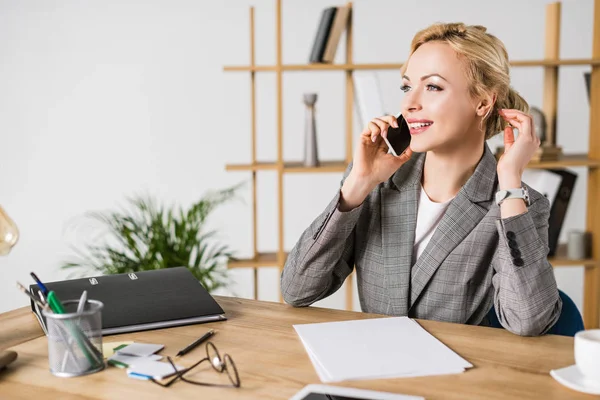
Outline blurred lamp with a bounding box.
[0,205,19,256]
[0,205,19,371]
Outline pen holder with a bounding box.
[42,299,105,377]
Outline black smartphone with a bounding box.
[382,114,411,157]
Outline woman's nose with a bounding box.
[402,92,423,114]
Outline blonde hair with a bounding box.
[401,22,529,140]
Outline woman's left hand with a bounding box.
[496,109,541,189]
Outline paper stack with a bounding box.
[293,317,473,383]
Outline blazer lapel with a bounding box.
[408,144,498,310]
[382,152,425,316]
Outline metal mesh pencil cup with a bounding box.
[42,299,105,377]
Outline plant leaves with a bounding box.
[59,183,245,292]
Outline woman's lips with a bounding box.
[408,121,433,135]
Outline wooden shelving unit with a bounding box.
[224,0,600,328]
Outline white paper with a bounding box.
[294,317,472,382]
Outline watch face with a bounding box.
[523,187,531,205]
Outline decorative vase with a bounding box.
[303,93,319,167]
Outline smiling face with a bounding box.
[401,41,486,154]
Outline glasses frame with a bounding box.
[149,341,241,389]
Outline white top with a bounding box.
[412,186,454,266]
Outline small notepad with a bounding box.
[116,343,164,357]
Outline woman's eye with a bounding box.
[400,85,411,93]
[426,84,442,91]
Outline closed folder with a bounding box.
[29,267,226,335]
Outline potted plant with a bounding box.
[61,184,242,293]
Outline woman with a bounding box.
[280,22,562,336]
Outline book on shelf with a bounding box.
[309,5,350,64]
[322,6,350,63]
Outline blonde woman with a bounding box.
[281,22,562,336]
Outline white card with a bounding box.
[127,359,184,380]
[116,343,164,357]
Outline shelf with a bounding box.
[510,58,600,67]
[227,252,286,269]
[525,154,600,169]
[527,154,600,169]
[226,155,599,173]
[549,244,598,268]
[225,160,349,173]
[284,160,348,173]
[223,58,600,72]
[225,162,278,172]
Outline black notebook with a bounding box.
[29,267,226,335]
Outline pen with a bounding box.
[61,290,89,370]
[16,282,50,312]
[30,272,49,295]
[76,290,88,314]
[37,289,46,304]
[47,291,66,314]
[176,329,215,357]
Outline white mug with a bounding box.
[574,329,600,381]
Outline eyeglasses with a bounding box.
[150,341,240,389]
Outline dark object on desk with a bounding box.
[28,267,226,335]
[176,329,215,357]
[0,350,18,371]
[547,169,577,257]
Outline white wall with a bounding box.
[0,0,594,316]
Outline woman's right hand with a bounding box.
[339,115,413,211]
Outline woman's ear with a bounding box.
[476,93,496,117]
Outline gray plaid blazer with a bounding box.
[281,144,562,336]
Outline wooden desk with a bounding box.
[0,296,586,399]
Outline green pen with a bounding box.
[46,291,66,314]
[47,291,102,367]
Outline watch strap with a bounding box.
[496,187,530,206]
